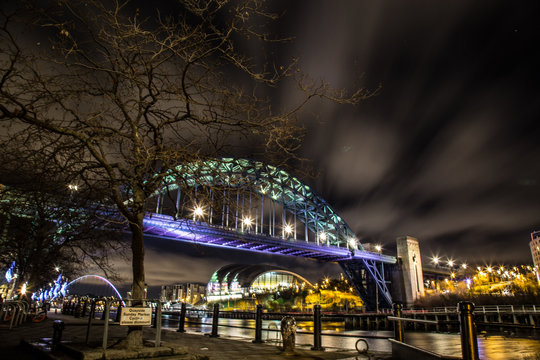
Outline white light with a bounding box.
[432,256,439,265]
[21,282,27,294]
[243,217,252,226]
[375,244,382,252]
[193,206,204,218]
[448,260,454,267]
[284,224,293,234]
[319,232,327,241]
[67,184,78,191]
[461,263,467,269]
[55,267,60,272]
[348,238,357,248]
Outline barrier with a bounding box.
[389,301,479,360]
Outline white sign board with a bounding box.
[120,307,152,326]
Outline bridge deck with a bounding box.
[143,214,396,264]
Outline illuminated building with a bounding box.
[206,264,312,302]
[529,231,540,281]
[160,283,206,304]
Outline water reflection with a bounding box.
[160,315,540,359]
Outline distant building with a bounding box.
[160,283,206,304]
[206,264,311,302]
[529,231,540,281]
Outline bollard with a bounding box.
[155,302,162,347]
[74,300,82,318]
[177,302,186,333]
[81,299,88,318]
[52,320,65,350]
[311,305,324,351]
[253,304,263,343]
[458,302,479,360]
[209,303,220,337]
[393,303,404,342]
[281,316,297,355]
[115,303,123,323]
[101,302,107,320]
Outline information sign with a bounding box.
[119,307,152,326]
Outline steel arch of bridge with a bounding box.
[146,158,396,310]
[156,158,357,248]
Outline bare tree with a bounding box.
[0,176,123,295]
[0,0,370,346]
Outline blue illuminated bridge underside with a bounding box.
[142,158,397,310]
[144,214,396,263]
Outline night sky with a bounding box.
[75,1,540,288]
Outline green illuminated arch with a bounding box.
[155,158,361,249]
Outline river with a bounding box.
[160,314,540,359]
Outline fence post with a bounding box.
[311,304,324,351]
[209,303,220,337]
[177,302,186,333]
[458,301,479,360]
[102,300,110,350]
[393,303,404,342]
[155,301,162,347]
[86,300,96,344]
[253,304,263,343]
[115,303,123,323]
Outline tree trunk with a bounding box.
[125,211,145,348]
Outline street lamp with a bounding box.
[432,256,440,265]
[284,224,293,235]
[447,259,454,268]
[193,205,204,220]
[375,244,382,253]
[243,216,252,231]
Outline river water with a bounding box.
[160,314,540,359]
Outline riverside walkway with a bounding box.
[0,311,389,359]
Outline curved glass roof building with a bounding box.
[206,264,312,301]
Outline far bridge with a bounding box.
[142,158,396,311]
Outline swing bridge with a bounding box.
[142,158,397,311]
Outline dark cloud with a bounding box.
[283,0,540,265]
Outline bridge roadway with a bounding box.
[143,213,396,264]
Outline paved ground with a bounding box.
[0,311,392,359]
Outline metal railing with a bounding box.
[390,302,479,360]
[406,304,539,314]
[1,300,32,329]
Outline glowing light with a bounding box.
[67,184,79,191]
[20,282,27,294]
[487,266,493,273]
[193,206,204,218]
[284,224,293,234]
[319,232,327,241]
[55,266,60,272]
[451,273,455,278]
[348,237,357,249]
[448,260,454,267]
[432,256,440,265]
[461,263,467,269]
[375,244,382,252]
[243,217,253,227]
